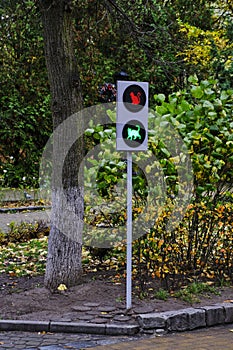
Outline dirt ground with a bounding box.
[1,203,232,324]
[0,270,232,323]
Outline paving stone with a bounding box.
[84,302,100,307]
[97,306,116,312]
[78,314,95,321]
[10,340,26,344]
[113,315,132,322]
[99,313,113,319]
[114,309,127,315]
[25,341,42,347]
[87,310,101,315]
[71,306,91,312]
[125,309,134,316]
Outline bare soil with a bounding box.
[1,203,232,324]
[0,270,232,323]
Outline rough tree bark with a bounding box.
[39,0,83,291]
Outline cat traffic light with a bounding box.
[116,81,148,151]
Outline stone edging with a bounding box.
[137,302,233,332]
[0,303,232,335]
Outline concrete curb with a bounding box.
[0,303,232,335]
[0,205,51,213]
[0,320,139,335]
[0,320,50,333]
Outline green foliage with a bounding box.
[128,76,233,288]
[121,201,231,293]
[75,0,206,104]
[174,282,220,303]
[154,76,233,197]
[154,288,170,301]
[84,119,149,247]
[0,1,52,187]
[83,77,233,287]
[0,1,232,291]
[0,237,48,277]
[1,0,232,188]
[177,15,233,87]
[0,221,49,245]
[0,220,49,277]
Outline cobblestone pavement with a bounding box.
[0,331,142,349]
[0,324,232,349]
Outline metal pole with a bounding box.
[126,151,132,309]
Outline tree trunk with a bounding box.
[39,0,83,291]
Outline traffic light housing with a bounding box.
[116,81,148,151]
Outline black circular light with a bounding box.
[122,120,146,148]
[123,84,147,112]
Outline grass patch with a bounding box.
[154,288,170,301]
[0,236,48,276]
[0,221,112,278]
[0,221,49,277]
[174,282,221,303]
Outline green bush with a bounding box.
[130,77,233,288]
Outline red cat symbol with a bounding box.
[130,91,141,105]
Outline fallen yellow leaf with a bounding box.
[57,284,67,291]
